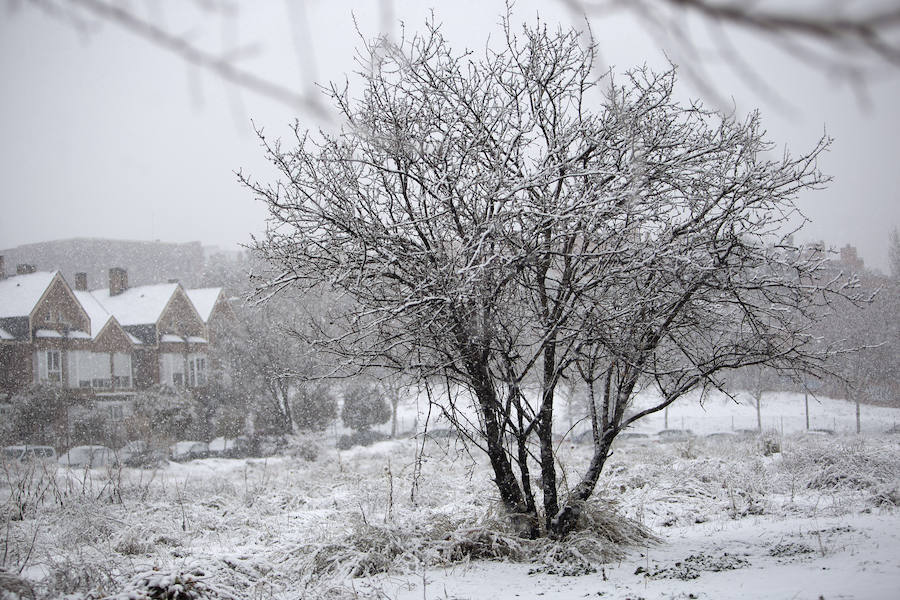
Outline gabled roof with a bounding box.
[89,283,179,326]
[185,288,223,323]
[73,290,115,339]
[0,271,57,318]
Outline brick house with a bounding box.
[0,258,228,411]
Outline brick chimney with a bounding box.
[17,264,36,275]
[109,267,128,296]
[0,255,5,280]
[74,272,88,291]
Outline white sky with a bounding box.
[0,0,898,271]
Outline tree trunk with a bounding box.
[390,397,399,438]
[550,433,614,537]
[539,346,559,531]
[755,394,762,432]
[467,361,538,537]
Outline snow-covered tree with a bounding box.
[341,383,391,433]
[246,19,859,537]
[889,227,900,281]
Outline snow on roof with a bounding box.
[0,327,14,340]
[127,333,143,345]
[0,271,57,318]
[160,334,208,344]
[35,329,91,339]
[73,290,114,339]
[186,288,222,322]
[90,283,179,326]
[35,329,63,338]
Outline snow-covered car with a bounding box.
[3,445,57,462]
[207,437,243,458]
[119,441,167,468]
[424,428,460,441]
[58,445,116,468]
[656,429,695,440]
[170,441,209,462]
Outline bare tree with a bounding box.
[217,295,336,435]
[245,18,858,538]
[13,1,900,117]
[560,0,900,107]
[890,227,900,280]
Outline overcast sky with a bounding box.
[1,0,898,272]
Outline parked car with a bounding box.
[119,441,168,468]
[58,445,116,468]
[170,441,209,462]
[734,428,760,437]
[424,428,460,441]
[3,445,57,462]
[207,437,250,458]
[657,429,695,440]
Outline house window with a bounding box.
[188,354,207,387]
[36,350,62,384]
[47,350,61,382]
[159,353,186,387]
[113,352,132,388]
[108,404,124,421]
[67,351,111,389]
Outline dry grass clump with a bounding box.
[98,567,238,600]
[288,496,654,588]
[781,438,900,492]
[869,481,900,507]
[558,498,659,562]
[0,569,37,600]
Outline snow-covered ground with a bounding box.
[385,389,900,439]
[1,393,899,599]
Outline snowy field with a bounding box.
[2,393,900,600]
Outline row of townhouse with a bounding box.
[0,256,232,413]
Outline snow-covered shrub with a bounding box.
[869,481,900,507]
[759,429,781,456]
[100,568,237,600]
[783,438,900,492]
[287,435,321,462]
[0,569,36,600]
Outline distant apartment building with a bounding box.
[0,257,232,409]
[0,238,206,290]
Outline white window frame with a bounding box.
[66,350,113,389]
[37,349,63,384]
[160,353,186,388]
[113,352,132,389]
[188,354,207,387]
